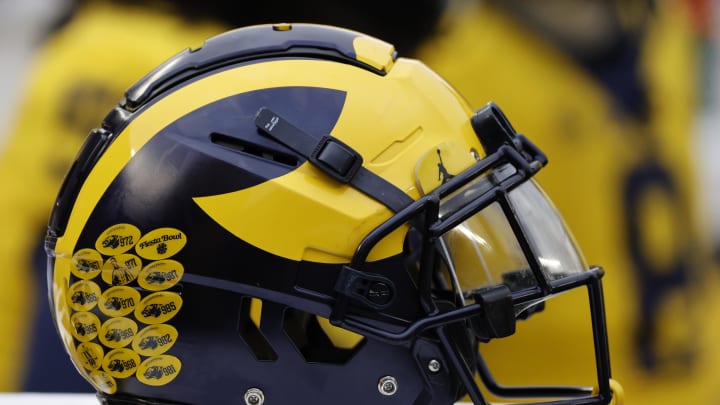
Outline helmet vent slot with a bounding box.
[282,308,365,364]
[237,297,278,361]
[211,132,298,167]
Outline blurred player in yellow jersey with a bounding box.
[0,0,445,391]
[419,0,719,403]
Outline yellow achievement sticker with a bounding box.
[70,311,101,342]
[75,342,104,371]
[99,286,141,317]
[67,280,101,312]
[88,370,117,394]
[138,259,184,291]
[135,292,183,324]
[99,317,138,349]
[132,324,178,356]
[101,253,142,286]
[95,223,141,256]
[102,348,141,379]
[70,248,103,280]
[137,355,182,386]
[135,228,187,260]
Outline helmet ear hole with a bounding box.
[238,297,278,361]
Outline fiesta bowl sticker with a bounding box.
[76,342,104,371]
[135,292,182,324]
[100,286,141,317]
[135,228,187,260]
[132,324,178,356]
[137,355,182,386]
[101,253,142,286]
[89,370,117,394]
[70,311,101,342]
[102,348,141,379]
[138,260,184,291]
[95,223,141,256]
[70,248,103,280]
[68,280,101,311]
[99,317,138,349]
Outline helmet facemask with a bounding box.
[325,103,615,404]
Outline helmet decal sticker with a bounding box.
[61,224,187,390]
[76,341,105,371]
[101,253,142,286]
[88,370,117,395]
[95,224,141,256]
[102,348,141,379]
[137,260,184,291]
[135,292,183,325]
[71,248,103,279]
[70,311,101,342]
[99,317,139,348]
[99,286,140,317]
[132,324,178,356]
[68,280,101,312]
[136,355,182,386]
[135,228,187,260]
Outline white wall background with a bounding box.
[0,0,71,149]
[696,0,720,242]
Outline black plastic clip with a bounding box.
[334,265,395,309]
[471,102,520,154]
[469,284,516,342]
[310,135,363,183]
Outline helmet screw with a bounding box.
[378,376,398,396]
[244,387,265,405]
[428,359,442,373]
[367,282,392,305]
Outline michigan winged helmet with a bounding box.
[46,23,621,404]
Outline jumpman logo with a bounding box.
[437,149,454,184]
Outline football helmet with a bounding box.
[45,23,620,404]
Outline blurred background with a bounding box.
[0,0,71,148]
[1,0,719,404]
